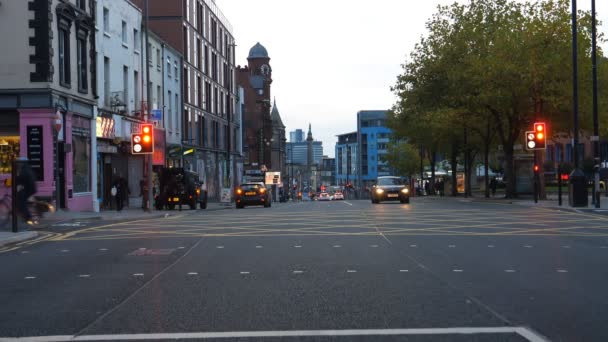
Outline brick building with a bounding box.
[132,0,240,200]
[237,43,286,174]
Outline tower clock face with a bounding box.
[260,64,270,76]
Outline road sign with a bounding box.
[151,109,162,121]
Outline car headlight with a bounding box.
[376,188,384,194]
[401,188,409,194]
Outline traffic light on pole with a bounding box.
[534,122,546,149]
[131,124,154,155]
[534,164,540,173]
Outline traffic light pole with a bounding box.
[144,0,153,212]
[534,151,538,204]
[592,0,600,208]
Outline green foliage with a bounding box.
[382,141,423,177]
[390,0,606,197]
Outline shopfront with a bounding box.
[0,110,20,199]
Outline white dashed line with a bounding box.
[177,247,185,249]
[240,271,250,275]
[187,272,198,276]
[370,245,379,248]
[61,249,70,253]
[504,270,516,273]
[557,269,568,273]
[524,245,533,248]
[24,276,36,280]
[453,269,464,273]
[98,248,108,251]
[256,246,263,249]
[333,245,341,248]
[487,245,495,248]
[133,273,144,277]
[293,270,304,274]
[294,245,302,248]
[216,246,224,249]
[399,270,409,273]
[347,270,357,273]
[562,246,571,249]
[78,274,91,278]
[601,246,608,249]
[448,245,456,248]
[409,244,418,248]
[21,251,29,254]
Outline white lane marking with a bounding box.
[21,251,29,254]
[346,270,357,273]
[343,201,354,206]
[240,271,250,275]
[98,248,108,251]
[524,245,533,248]
[453,269,464,273]
[187,272,198,276]
[60,249,70,253]
[133,273,144,277]
[600,246,608,249]
[487,245,495,248]
[448,245,456,248]
[370,245,379,248]
[562,246,571,249]
[399,269,409,273]
[333,245,341,248]
[557,269,568,273]
[78,274,91,278]
[293,270,304,274]
[255,245,263,249]
[294,245,302,248]
[504,270,516,273]
[24,276,36,280]
[177,247,185,249]
[0,327,550,341]
[216,246,224,249]
[409,244,418,248]
[138,248,146,250]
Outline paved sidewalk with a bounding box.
[0,231,38,248]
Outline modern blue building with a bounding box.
[335,132,358,187]
[357,110,393,192]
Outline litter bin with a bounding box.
[569,169,588,207]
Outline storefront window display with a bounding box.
[72,121,91,193]
[0,137,20,175]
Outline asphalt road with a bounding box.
[1,197,608,341]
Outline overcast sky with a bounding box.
[219,0,607,158]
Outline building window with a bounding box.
[58,27,71,87]
[167,90,172,131]
[77,0,86,11]
[134,70,139,111]
[157,48,161,69]
[121,21,127,45]
[167,58,172,78]
[77,36,88,92]
[123,66,129,113]
[133,28,140,51]
[103,8,109,33]
[103,57,110,106]
[197,75,202,108]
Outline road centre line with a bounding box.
[0,327,550,341]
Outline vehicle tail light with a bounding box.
[260,188,266,194]
[196,189,201,195]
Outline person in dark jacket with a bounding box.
[16,159,37,222]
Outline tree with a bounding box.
[383,141,423,178]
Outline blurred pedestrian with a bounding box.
[490,177,497,197]
[112,176,124,211]
[16,159,37,223]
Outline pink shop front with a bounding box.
[0,109,93,211]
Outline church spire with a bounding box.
[307,124,313,141]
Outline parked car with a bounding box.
[235,182,272,209]
[371,176,410,204]
[155,168,207,210]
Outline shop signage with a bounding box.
[265,172,281,185]
[26,126,44,181]
[96,117,116,139]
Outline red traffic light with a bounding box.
[560,174,570,181]
[533,165,539,172]
[535,123,544,132]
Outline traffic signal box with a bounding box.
[131,124,154,155]
[526,122,546,151]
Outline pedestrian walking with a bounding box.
[16,158,37,223]
[490,177,497,197]
[424,181,430,196]
[112,177,124,211]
